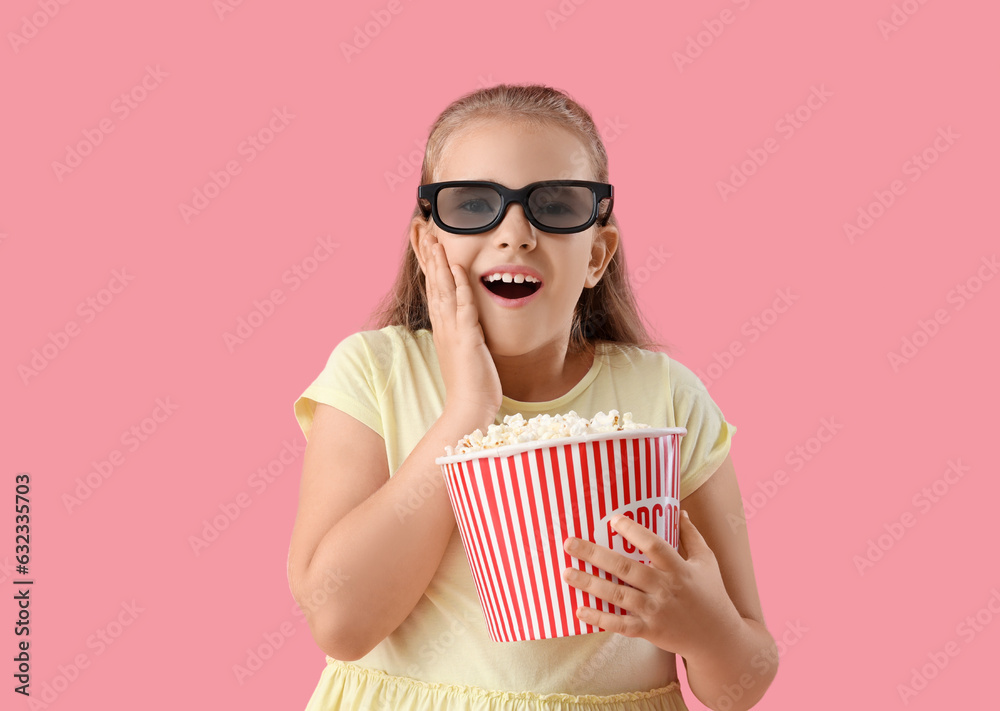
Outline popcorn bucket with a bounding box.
[435,427,686,643]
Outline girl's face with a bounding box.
[411,119,619,358]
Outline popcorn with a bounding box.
[437,411,685,642]
[444,410,651,456]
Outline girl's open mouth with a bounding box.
[480,276,543,306]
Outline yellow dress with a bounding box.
[293,327,735,711]
[303,656,688,710]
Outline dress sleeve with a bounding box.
[668,358,737,500]
[292,332,386,442]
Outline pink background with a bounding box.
[3,0,998,708]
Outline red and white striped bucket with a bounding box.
[436,427,686,643]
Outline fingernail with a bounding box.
[681,510,689,519]
[610,515,623,527]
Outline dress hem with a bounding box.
[321,655,683,704]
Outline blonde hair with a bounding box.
[365,82,670,358]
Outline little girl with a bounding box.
[288,84,778,711]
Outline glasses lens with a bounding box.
[437,186,502,230]
[434,184,598,232]
[528,185,595,230]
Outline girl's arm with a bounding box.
[680,454,779,711]
[287,402,493,660]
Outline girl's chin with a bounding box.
[482,327,565,359]
[481,327,534,355]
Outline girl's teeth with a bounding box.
[484,272,540,283]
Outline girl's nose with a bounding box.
[492,203,536,249]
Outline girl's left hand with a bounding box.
[561,511,743,657]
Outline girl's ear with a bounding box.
[410,217,430,275]
[585,224,620,288]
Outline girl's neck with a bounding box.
[492,346,595,403]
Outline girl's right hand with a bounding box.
[420,234,503,427]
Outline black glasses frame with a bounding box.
[417,180,614,235]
